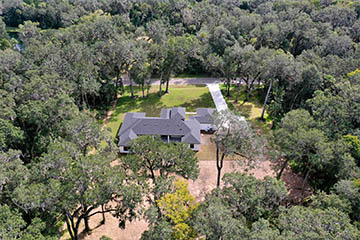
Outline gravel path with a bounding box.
[207,83,228,111]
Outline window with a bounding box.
[190,144,194,149]
[170,136,182,142]
[161,135,168,142]
[123,146,129,152]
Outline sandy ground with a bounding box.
[101,94,122,130]
[80,160,276,240]
[78,134,309,240]
[74,86,310,240]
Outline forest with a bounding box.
[1,0,360,239]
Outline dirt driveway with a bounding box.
[81,133,277,240]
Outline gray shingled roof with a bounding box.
[118,107,200,146]
[170,107,186,120]
[160,109,170,119]
[189,108,215,124]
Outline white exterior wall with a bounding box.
[121,142,200,153]
[119,146,129,153]
[190,144,200,151]
[200,123,216,132]
[193,144,200,151]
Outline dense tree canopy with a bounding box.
[1,0,360,238]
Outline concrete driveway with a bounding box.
[207,83,228,111]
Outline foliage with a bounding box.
[212,110,265,187]
[0,204,54,240]
[333,180,360,223]
[343,134,360,163]
[12,134,141,240]
[121,136,199,238]
[277,206,360,239]
[193,173,287,240]
[309,191,352,215]
[157,179,198,240]
[221,173,288,222]
[275,109,360,191]
[1,0,360,238]
[193,194,249,240]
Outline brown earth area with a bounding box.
[68,87,311,240]
[74,134,310,240]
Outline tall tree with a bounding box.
[232,45,274,102]
[0,204,54,240]
[193,173,287,239]
[212,110,264,187]
[220,173,288,222]
[259,50,298,120]
[205,47,237,97]
[157,34,199,96]
[193,193,249,239]
[13,139,140,240]
[130,57,151,98]
[277,206,360,239]
[121,136,199,227]
[155,179,198,240]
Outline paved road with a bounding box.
[207,83,228,111]
[123,77,222,85]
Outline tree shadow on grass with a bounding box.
[236,103,253,119]
[181,92,215,111]
[107,92,163,123]
[169,84,207,88]
[137,93,166,117]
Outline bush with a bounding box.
[100,236,112,240]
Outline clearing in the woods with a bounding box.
[68,83,310,240]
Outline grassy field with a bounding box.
[220,84,272,131]
[105,85,215,139]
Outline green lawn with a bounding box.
[220,84,265,119]
[105,85,215,139]
[220,84,272,132]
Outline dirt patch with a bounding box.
[81,158,274,240]
[281,166,312,204]
[102,93,122,130]
[81,214,148,240]
[196,133,216,161]
[80,161,307,240]
[80,122,309,239]
[188,159,275,202]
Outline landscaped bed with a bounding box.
[105,85,216,139]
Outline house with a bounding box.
[189,108,216,132]
[118,107,213,153]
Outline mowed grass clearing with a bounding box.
[220,84,272,132]
[105,85,215,139]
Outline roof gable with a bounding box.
[189,108,215,124]
[118,108,201,146]
[170,107,186,120]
